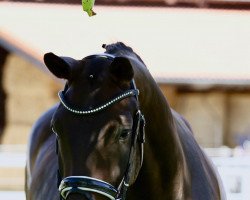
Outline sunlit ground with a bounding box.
[0,145,26,200]
[0,191,25,200]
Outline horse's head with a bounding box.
[44,52,145,200]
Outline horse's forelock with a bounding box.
[103,42,145,66]
[103,42,133,55]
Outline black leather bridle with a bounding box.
[54,54,145,200]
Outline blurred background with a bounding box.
[1,0,250,199]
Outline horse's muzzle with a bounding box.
[66,192,93,200]
[59,176,119,200]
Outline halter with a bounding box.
[55,54,145,200]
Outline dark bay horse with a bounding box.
[25,42,225,200]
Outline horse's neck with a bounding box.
[134,69,190,199]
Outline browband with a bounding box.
[58,89,139,115]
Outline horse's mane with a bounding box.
[103,42,146,66]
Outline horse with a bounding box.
[25,42,225,200]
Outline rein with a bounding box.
[55,54,145,200]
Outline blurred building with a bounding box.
[1,1,250,148]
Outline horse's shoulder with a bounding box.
[171,109,224,199]
[27,104,58,168]
[171,109,209,161]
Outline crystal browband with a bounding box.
[58,89,139,115]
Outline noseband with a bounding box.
[59,176,118,200]
[55,54,145,200]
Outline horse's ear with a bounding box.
[44,52,75,79]
[109,57,134,85]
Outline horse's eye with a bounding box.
[119,129,131,140]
